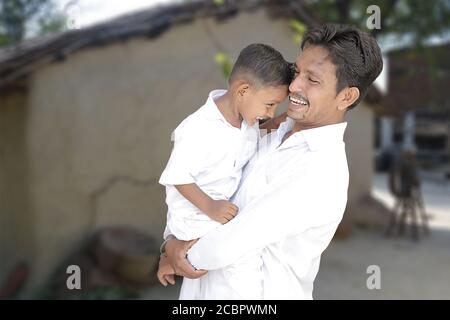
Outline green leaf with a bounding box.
[214,52,232,79]
[289,19,307,36]
[289,19,307,45]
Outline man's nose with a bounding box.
[289,75,304,93]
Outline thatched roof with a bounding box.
[0,0,381,104]
[0,0,294,89]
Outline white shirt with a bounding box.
[187,117,349,299]
[159,90,259,241]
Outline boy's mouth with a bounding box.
[256,117,269,124]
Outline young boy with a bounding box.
[157,43,292,298]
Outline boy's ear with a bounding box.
[337,86,360,111]
[236,83,250,100]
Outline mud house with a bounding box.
[0,0,383,293]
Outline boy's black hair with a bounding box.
[301,23,383,109]
[229,43,293,87]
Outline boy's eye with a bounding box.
[266,103,275,107]
[309,77,319,84]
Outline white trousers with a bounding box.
[179,253,263,300]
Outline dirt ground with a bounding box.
[315,173,450,299]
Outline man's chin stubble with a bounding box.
[288,107,309,120]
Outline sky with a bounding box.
[56,0,181,28]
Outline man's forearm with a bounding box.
[160,234,175,255]
[187,172,346,270]
[187,179,303,270]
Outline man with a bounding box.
[158,23,383,299]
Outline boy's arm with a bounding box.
[175,183,238,224]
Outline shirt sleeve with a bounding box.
[159,124,205,186]
[187,166,348,270]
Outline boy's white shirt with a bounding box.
[186,117,349,299]
[159,89,259,241]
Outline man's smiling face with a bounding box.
[288,45,344,129]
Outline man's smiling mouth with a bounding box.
[289,95,309,106]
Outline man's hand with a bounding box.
[157,255,176,286]
[206,200,238,224]
[165,238,208,279]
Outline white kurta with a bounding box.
[159,90,262,300]
[186,118,349,299]
[159,90,259,241]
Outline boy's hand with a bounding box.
[206,200,238,224]
[157,255,176,286]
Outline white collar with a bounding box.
[203,90,228,122]
[203,89,256,131]
[277,118,347,151]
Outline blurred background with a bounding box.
[0,0,449,300]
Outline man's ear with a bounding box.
[337,87,360,111]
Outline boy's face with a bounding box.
[239,85,288,126]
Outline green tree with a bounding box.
[286,0,450,43]
[285,0,450,114]
[0,0,66,47]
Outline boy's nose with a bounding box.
[267,108,275,118]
